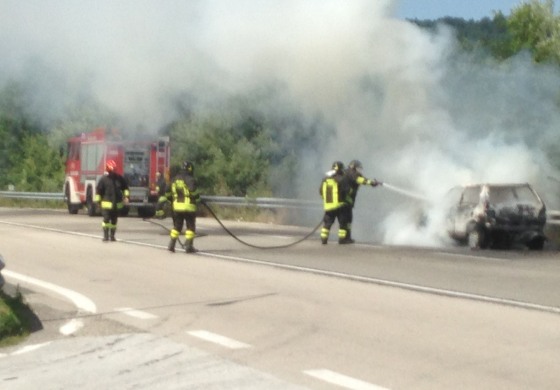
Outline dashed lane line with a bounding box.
[59,318,85,335]
[114,307,158,320]
[0,342,53,359]
[187,330,251,349]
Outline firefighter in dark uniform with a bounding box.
[95,160,130,242]
[168,161,200,253]
[343,159,381,243]
[319,161,351,245]
[154,171,169,219]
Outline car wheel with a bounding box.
[527,236,545,250]
[137,206,155,218]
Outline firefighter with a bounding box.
[95,160,130,242]
[168,161,200,253]
[343,159,382,243]
[154,171,169,219]
[319,161,351,245]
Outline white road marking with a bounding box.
[59,319,84,335]
[114,307,158,319]
[0,342,52,359]
[304,369,390,390]
[4,270,96,314]
[4,270,97,336]
[10,342,52,356]
[187,330,251,349]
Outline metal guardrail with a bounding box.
[0,191,321,210]
[0,191,63,200]
[548,211,560,226]
[1,191,559,219]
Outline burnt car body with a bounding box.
[444,183,547,250]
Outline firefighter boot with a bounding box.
[168,238,177,253]
[185,239,196,253]
[102,228,109,242]
[110,228,116,242]
[338,229,354,244]
[320,227,329,245]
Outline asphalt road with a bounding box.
[1,208,559,389]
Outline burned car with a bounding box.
[444,183,547,250]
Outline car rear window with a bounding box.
[459,185,540,206]
[489,186,539,205]
[461,186,481,204]
[511,186,539,203]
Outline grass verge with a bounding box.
[0,198,65,209]
[0,288,36,347]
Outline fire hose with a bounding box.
[201,201,323,249]
[144,201,323,250]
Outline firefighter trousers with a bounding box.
[321,205,350,242]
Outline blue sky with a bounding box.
[396,0,533,20]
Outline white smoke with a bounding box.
[1,0,559,247]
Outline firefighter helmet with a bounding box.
[332,161,344,173]
[106,160,117,172]
[183,161,194,173]
[348,160,363,171]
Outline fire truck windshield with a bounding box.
[124,149,149,187]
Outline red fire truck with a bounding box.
[63,127,170,218]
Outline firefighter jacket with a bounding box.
[95,172,130,210]
[344,168,377,206]
[171,171,200,212]
[319,172,349,211]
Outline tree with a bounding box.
[0,82,43,190]
[169,91,327,198]
[7,133,65,192]
[508,0,560,65]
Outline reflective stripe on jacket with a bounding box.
[171,172,199,212]
[95,173,130,210]
[321,177,345,211]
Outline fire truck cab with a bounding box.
[63,127,170,218]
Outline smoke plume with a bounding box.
[1,0,559,246]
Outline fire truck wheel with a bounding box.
[65,185,80,215]
[137,207,155,218]
[86,188,97,217]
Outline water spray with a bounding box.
[381,182,430,201]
